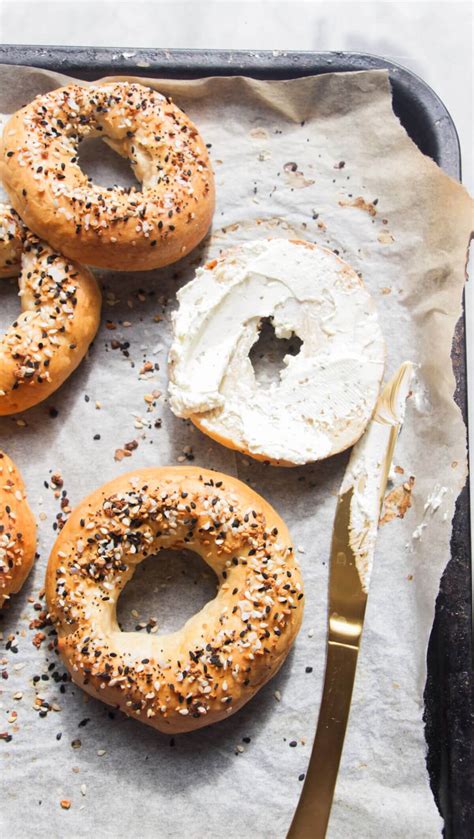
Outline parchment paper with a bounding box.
[0,65,472,839]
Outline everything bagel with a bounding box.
[0,451,36,607]
[0,203,101,415]
[46,467,304,733]
[0,82,215,271]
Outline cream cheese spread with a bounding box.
[168,238,386,465]
[341,361,413,592]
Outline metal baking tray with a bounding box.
[0,45,471,838]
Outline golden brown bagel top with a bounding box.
[0,82,215,271]
[46,467,304,733]
[0,209,101,415]
[0,450,36,607]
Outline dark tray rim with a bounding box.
[0,45,462,179]
[0,44,470,839]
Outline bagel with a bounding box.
[46,466,303,733]
[0,203,101,415]
[169,238,386,465]
[0,81,215,271]
[0,451,36,607]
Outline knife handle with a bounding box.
[287,641,360,839]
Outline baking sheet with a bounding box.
[0,65,472,839]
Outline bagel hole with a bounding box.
[249,317,303,387]
[77,136,141,190]
[116,549,218,635]
[0,276,19,329]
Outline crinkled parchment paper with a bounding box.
[0,65,472,839]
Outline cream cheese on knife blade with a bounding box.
[340,361,414,592]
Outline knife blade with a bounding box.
[288,361,414,839]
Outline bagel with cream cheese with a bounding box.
[169,238,386,465]
[0,202,101,415]
[0,451,36,607]
[46,466,303,733]
[0,82,215,271]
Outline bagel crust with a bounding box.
[169,238,385,465]
[0,82,215,271]
[0,451,36,607]
[46,467,304,734]
[0,203,101,415]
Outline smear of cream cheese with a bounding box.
[340,361,413,592]
[168,238,385,464]
[408,484,448,547]
[424,485,447,514]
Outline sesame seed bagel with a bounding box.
[0,451,36,608]
[0,203,101,415]
[0,82,215,271]
[45,466,303,734]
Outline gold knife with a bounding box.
[288,361,414,839]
